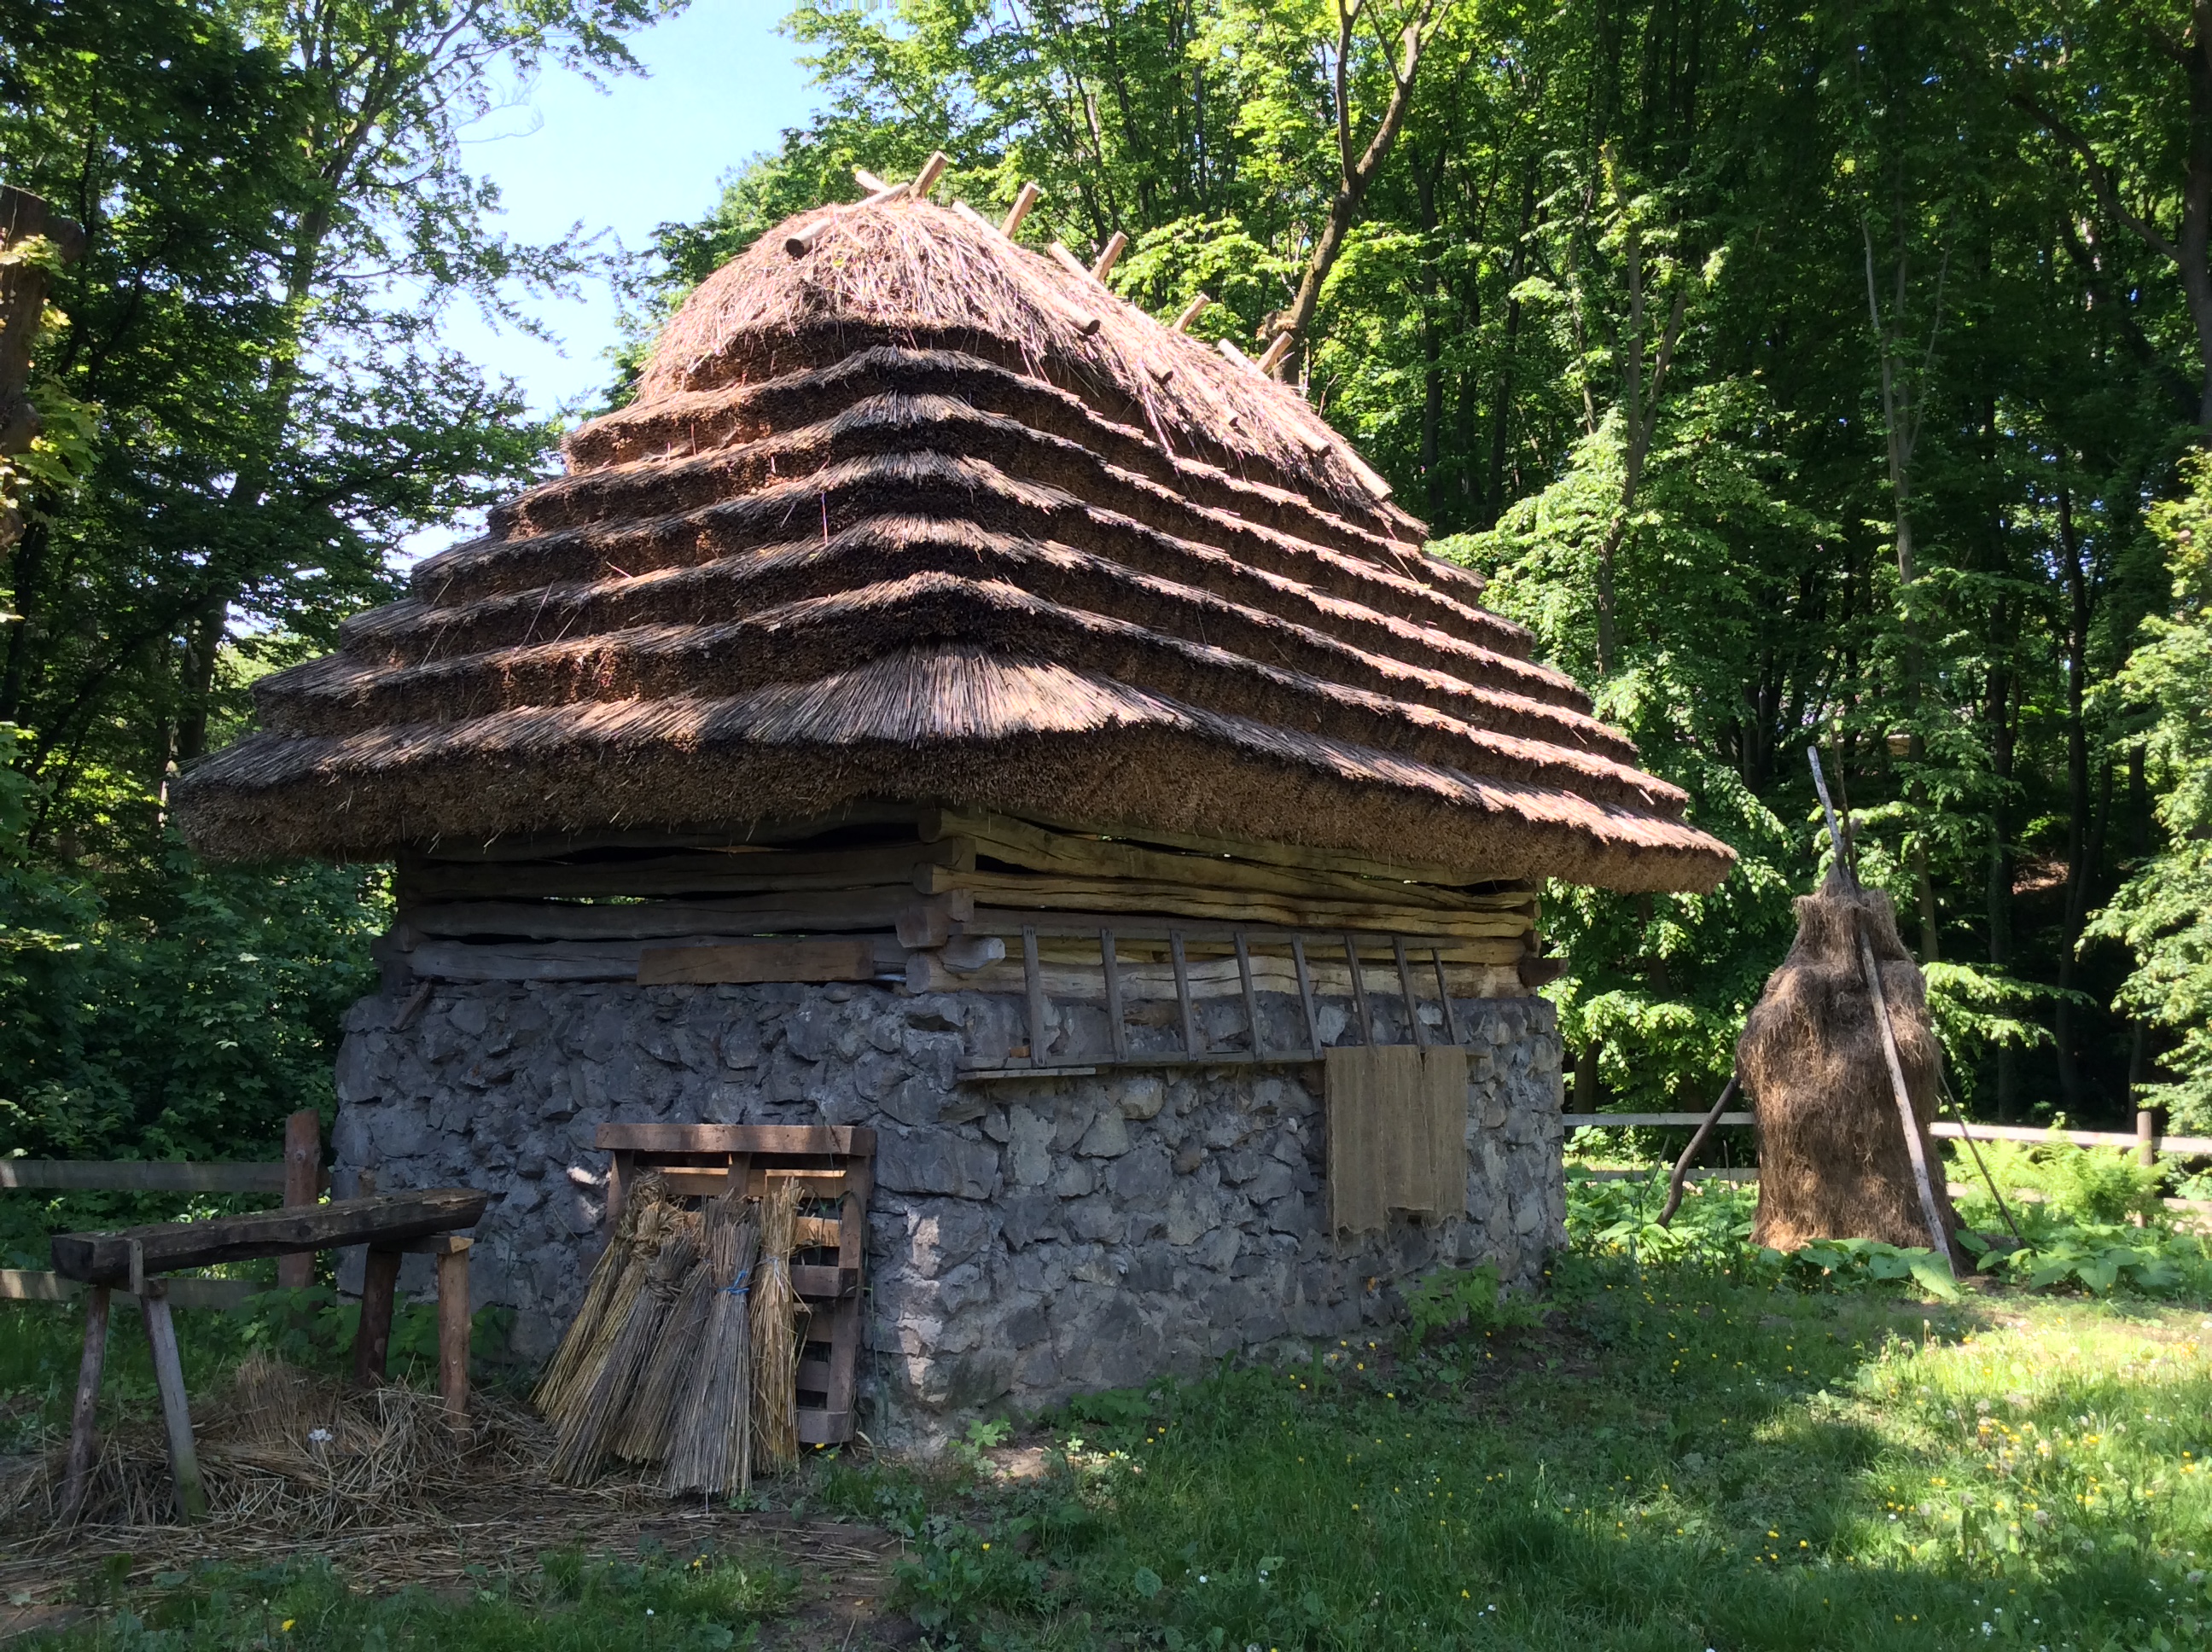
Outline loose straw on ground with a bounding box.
[749,1178,806,1475]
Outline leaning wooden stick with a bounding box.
[1809,747,1953,1273]
[1657,1074,1738,1228]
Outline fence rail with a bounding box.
[1562,1110,2212,1159]
[1,1109,323,1304]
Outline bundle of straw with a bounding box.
[665,1193,760,1496]
[610,1230,716,1464]
[749,1175,809,1475]
[549,1210,697,1484]
[534,1174,664,1422]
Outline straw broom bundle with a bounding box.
[665,1194,760,1496]
[534,1174,665,1422]
[549,1213,697,1484]
[749,1175,809,1475]
[609,1234,716,1464]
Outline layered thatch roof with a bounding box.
[175,195,1732,894]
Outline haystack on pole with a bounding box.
[1734,752,1958,1268]
[1810,747,1953,1269]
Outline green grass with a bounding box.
[22,1549,795,1651]
[814,1268,2212,1651]
[9,1142,2212,1650]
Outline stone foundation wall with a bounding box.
[332,980,1564,1441]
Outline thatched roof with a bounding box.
[174,195,1732,893]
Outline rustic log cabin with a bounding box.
[175,170,1732,1443]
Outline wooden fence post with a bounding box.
[278,1108,320,1288]
[2138,1107,2159,1169]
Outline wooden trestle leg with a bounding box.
[435,1240,471,1426]
[59,1284,111,1523]
[352,1247,401,1385]
[143,1284,207,1521]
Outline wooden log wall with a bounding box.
[386,806,1547,1000]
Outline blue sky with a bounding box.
[440,0,827,422]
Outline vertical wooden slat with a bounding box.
[1171,931,1201,1058]
[1342,934,1375,1044]
[352,1248,401,1385]
[278,1108,320,1289]
[59,1285,110,1523]
[143,1287,206,1521]
[604,1151,632,1231]
[1022,925,1049,1067]
[1430,948,1462,1046]
[1234,931,1265,1057]
[435,1242,471,1427]
[1292,936,1323,1057]
[1394,935,1428,1049]
[1101,928,1128,1062]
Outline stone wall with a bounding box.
[332,980,1564,1441]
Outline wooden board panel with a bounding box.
[403,837,975,901]
[920,806,1523,893]
[596,1123,879,1156]
[917,808,1526,911]
[918,866,1532,938]
[639,936,880,985]
[49,1190,488,1284]
[0,1160,287,1193]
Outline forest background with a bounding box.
[4,0,2212,1184]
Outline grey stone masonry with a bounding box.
[331,980,1564,1443]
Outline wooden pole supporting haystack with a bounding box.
[1809,747,1953,1273]
[1657,1075,1738,1228]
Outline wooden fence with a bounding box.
[1,1110,323,1308]
[1563,1108,2212,1168]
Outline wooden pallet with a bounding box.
[597,1123,876,1446]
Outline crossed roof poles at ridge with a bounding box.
[783,150,1297,379]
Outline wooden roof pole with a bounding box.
[1001,181,1041,236]
[1091,230,1127,282]
[1171,294,1210,332]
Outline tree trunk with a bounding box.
[1266,1,1445,369]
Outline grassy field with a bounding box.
[1,1160,2206,1650]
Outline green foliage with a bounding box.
[1402,1260,1543,1345]
[2087,453,2212,1131]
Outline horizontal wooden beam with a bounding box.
[1563,1113,1755,1129]
[403,838,974,901]
[0,1160,288,1193]
[49,1189,487,1285]
[639,936,879,986]
[920,806,1521,893]
[403,891,968,943]
[596,1123,878,1156]
[1928,1120,2212,1155]
[1575,1167,1760,1184]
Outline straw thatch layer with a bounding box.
[180,647,1730,892]
[173,197,1732,892]
[1739,876,1961,1254]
